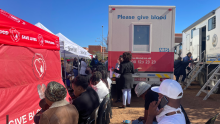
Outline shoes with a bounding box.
[115,99,121,103]
[181,81,187,86]
[118,105,126,109]
[126,104,131,107]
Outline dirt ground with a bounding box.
[110,82,220,124]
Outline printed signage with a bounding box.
[117,15,167,20]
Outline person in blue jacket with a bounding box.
[174,57,193,84]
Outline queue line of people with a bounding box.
[36,51,193,124]
[35,62,111,124]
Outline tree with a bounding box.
[93,51,102,61]
[95,37,108,52]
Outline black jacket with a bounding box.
[73,61,78,69]
[174,60,191,75]
[114,61,136,89]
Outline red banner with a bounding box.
[0,9,59,50]
[0,45,69,124]
[108,51,174,72]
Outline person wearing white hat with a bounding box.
[135,82,159,123]
[146,79,186,124]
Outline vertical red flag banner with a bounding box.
[0,9,68,124]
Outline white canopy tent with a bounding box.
[35,22,91,86]
[35,22,91,59]
[56,33,91,59]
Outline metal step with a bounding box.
[201,90,209,94]
[206,85,215,88]
[211,79,219,82]
[214,73,220,76]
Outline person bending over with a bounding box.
[72,76,100,124]
[174,57,193,84]
[90,71,109,103]
[39,81,79,124]
[134,82,159,123]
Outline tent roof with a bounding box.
[35,22,54,34]
[0,9,59,50]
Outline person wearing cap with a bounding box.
[146,79,186,124]
[39,81,79,124]
[134,82,159,123]
[71,76,100,124]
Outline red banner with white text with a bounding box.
[0,45,69,124]
[0,9,59,50]
[0,9,69,124]
[108,51,174,73]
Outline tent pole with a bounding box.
[78,55,80,75]
[64,41,67,87]
[60,48,62,79]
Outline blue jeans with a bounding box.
[73,69,78,77]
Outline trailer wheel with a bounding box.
[209,75,220,94]
[198,70,206,87]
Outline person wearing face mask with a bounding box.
[71,76,100,124]
[146,79,189,124]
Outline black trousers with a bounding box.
[175,73,186,82]
[116,78,122,100]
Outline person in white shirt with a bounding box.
[66,59,72,73]
[89,71,109,103]
[79,58,87,76]
[146,79,186,124]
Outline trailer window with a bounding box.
[133,25,150,52]
[208,16,216,31]
[191,28,195,39]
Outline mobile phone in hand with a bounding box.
[158,96,168,109]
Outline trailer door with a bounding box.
[186,34,190,52]
[192,29,200,60]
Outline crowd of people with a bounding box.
[35,54,112,124]
[34,51,195,124]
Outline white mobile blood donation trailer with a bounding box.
[181,7,220,97]
[108,5,176,85]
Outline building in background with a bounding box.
[174,33,182,60]
[175,33,182,44]
[83,47,88,51]
[87,45,108,59]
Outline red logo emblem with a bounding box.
[38,34,44,46]
[32,53,46,79]
[9,27,20,42]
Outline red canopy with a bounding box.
[0,9,60,50]
[0,9,68,124]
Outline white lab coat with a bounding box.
[79,61,87,75]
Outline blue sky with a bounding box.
[1,0,220,47]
